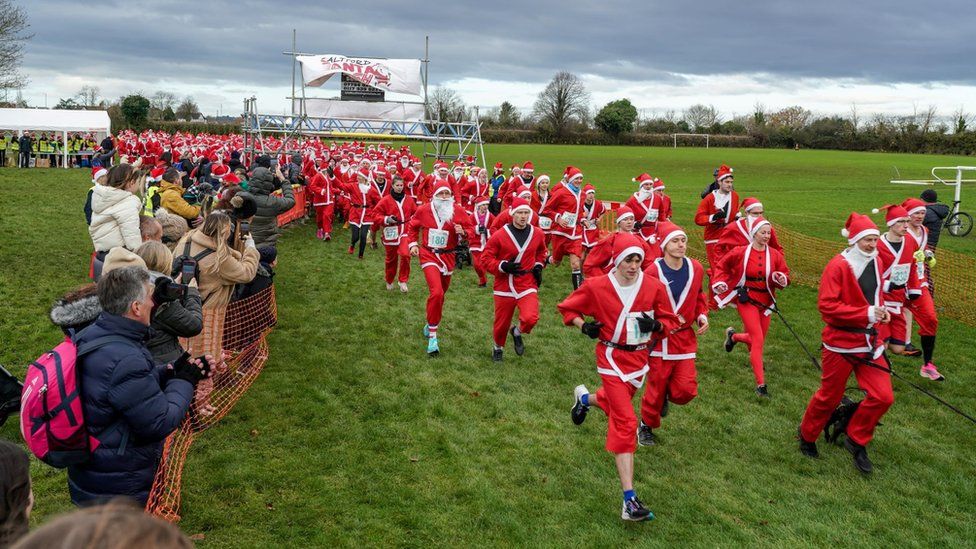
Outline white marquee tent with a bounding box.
[0,108,111,168]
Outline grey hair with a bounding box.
[97,266,151,316]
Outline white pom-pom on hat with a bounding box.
[871,208,880,214]
[841,228,850,238]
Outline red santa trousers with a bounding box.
[551,235,582,264]
[906,291,938,337]
[314,204,334,234]
[704,243,722,309]
[879,311,908,346]
[492,293,539,347]
[731,299,772,386]
[422,265,452,331]
[471,250,487,285]
[799,350,894,447]
[640,357,698,429]
[384,244,410,284]
[594,373,641,454]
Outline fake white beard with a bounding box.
[842,244,878,278]
[433,198,455,222]
[358,183,370,194]
[637,190,652,201]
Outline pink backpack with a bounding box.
[20,334,132,468]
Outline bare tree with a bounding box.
[920,104,938,134]
[176,97,200,121]
[75,85,100,108]
[0,0,32,90]
[768,105,811,130]
[150,91,178,112]
[849,102,859,133]
[427,85,466,122]
[533,71,590,137]
[683,104,720,132]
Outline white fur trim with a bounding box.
[659,229,686,250]
[615,211,635,223]
[749,219,771,238]
[848,228,879,245]
[510,204,533,214]
[614,245,645,267]
[745,201,763,212]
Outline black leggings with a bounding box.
[350,223,370,257]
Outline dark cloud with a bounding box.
[20,0,976,99]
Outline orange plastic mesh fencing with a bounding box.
[145,285,278,522]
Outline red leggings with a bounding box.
[640,357,698,429]
[704,243,721,309]
[384,245,410,284]
[422,266,452,334]
[471,250,487,285]
[594,374,640,454]
[732,300,771,385]
[800,350,894,446]
[492,293,539,347]
[906,289,938,337]
[314,204,334,233]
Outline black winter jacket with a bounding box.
[247,167,295,249]
[146,285,203,365]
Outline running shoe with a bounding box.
[724,327,736,352]
[510,326,525,356]
[920,362,945,381]
[571,384,589,425]
[399,282,409,293]
[427,337,439,357]
[637,422,656,447]
[621,497,655,521]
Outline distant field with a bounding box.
[1,147,974,547]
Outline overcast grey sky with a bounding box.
[17,0,976,119]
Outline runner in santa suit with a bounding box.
[500,161,535,209]
[531,175,554,246]
[559,233,678,522]
[900,197,943,380]
[462,167,491,214]
[871,205,924,358]
[638,221,709,446]
[542,166,588,289]
[367,167,393,249]
[496,164,523,208]
[372,175,417,292]
[715,197,783,260]
[450,161,469,200]
[340,167,378,259]
[582,206,656,278]
[798,212,893,474]
[334,157,353,225]
[422,161,454,204]
[403,157,426,205]
[491,189,540,231]
[469,196,495,287]
[404,181,475,356]
[650,178,672,221]
[711,218,790,397]
[481,197,548,362]
[307,164,336,241]
[580,185,607,263]
[625,174,668,245]
[695,164,740,308]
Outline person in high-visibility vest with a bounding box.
[0,132,8,167]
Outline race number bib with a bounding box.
[625,311,653,345]
[585,219,598,230]
[916,261,925,280]
[427,228,450,249]
[539,216,553,230]
[645,209,659,222]
[383,226,399,241]
[561,213,578,227]
[890,263,910,287]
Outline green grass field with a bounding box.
[1,145,975,547]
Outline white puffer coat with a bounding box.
[88,185,143,252]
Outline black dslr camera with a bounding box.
[0,365,22,427]
[153,275,189,303]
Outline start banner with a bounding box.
[298,54,423,96]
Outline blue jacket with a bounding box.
[67,313,194,506]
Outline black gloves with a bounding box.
[889,282,906,291]
[710,209,727,223]
[385,215,400,226]
[636,313,661,334]
[581,321,603,339]
[736,286,750,303]
[532,264,543,286]
[477,224,486,235]
[908,292,921,300]
[171,353,210,386]
[500,260,521,275]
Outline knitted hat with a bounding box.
[841,212,880,245]
[612,233,645,267]
[920,189,938,203]
[510,197,533,214]
[259,246,278,265]
[871,204,909,226]
[716,164,734,181]
[741,197,763,213]
[615,205,635,224]
[102,247,147,276]
[656,220,687,251]
[230,193,258,220]
[157,208,189,247]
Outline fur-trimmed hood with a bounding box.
[49,284,101,334]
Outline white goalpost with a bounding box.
[672,133,709,148]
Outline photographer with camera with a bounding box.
[69,266,211,507]
[248,155,295,249]
[135,241,203,366]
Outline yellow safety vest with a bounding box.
[0,136,7,150]
[10,139,17,152]
[143,185,160,217]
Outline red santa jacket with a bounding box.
[501,178,534,209]
[421,174,457,204]
[490,209,540,232]
[372,193,418,246]
[461,178,490,212]
[819,250,885,355]
[557,272,679,386]
[541,185,586,240]
[403,203,475,275]
[340,180,378,226]
[695,190,741,243]
[581,200,607,247]
[469,209,495,253]
[646,257,708,359]
[715,216,783,260]
[306,171,335,206]
[876,234,922,313]
[624,192,670,243]
[906,224,931,287]
[582,232,658,278]
[712,244,790,310]
[481,223,548,299]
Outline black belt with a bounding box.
[828,324,877,336]
[351,203,368,208]
[423,246,458,255]
[746,276,765,282]
[599,340,648,351]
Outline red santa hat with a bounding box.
[434,161,449,172]
[517,188,533,198]
[510,197,533,214]
[749,216,771,238]
[632,173,653,186]
[412,156,422,165]
[652,178,666,191]
[716,164,734,182]
[452,160,464,169]
[91,167,108,183]
[564,166,583,184]
[871,204,909,226]
[536,174,551,184]
[522,161,535,172]
[614,205,636,224]
[612,233,646,268]
[494,161,504,170]
[475,195,490,208]
[432,180,453,197]
[841,212,880,245]
[149,167,166,182]
[223,173,241,185]
[374,168,389,180]
[656,220,687,251]
[583,184,596,195]
[900,198,926,216]
[356,167,371,181]
[741,197,763,213]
